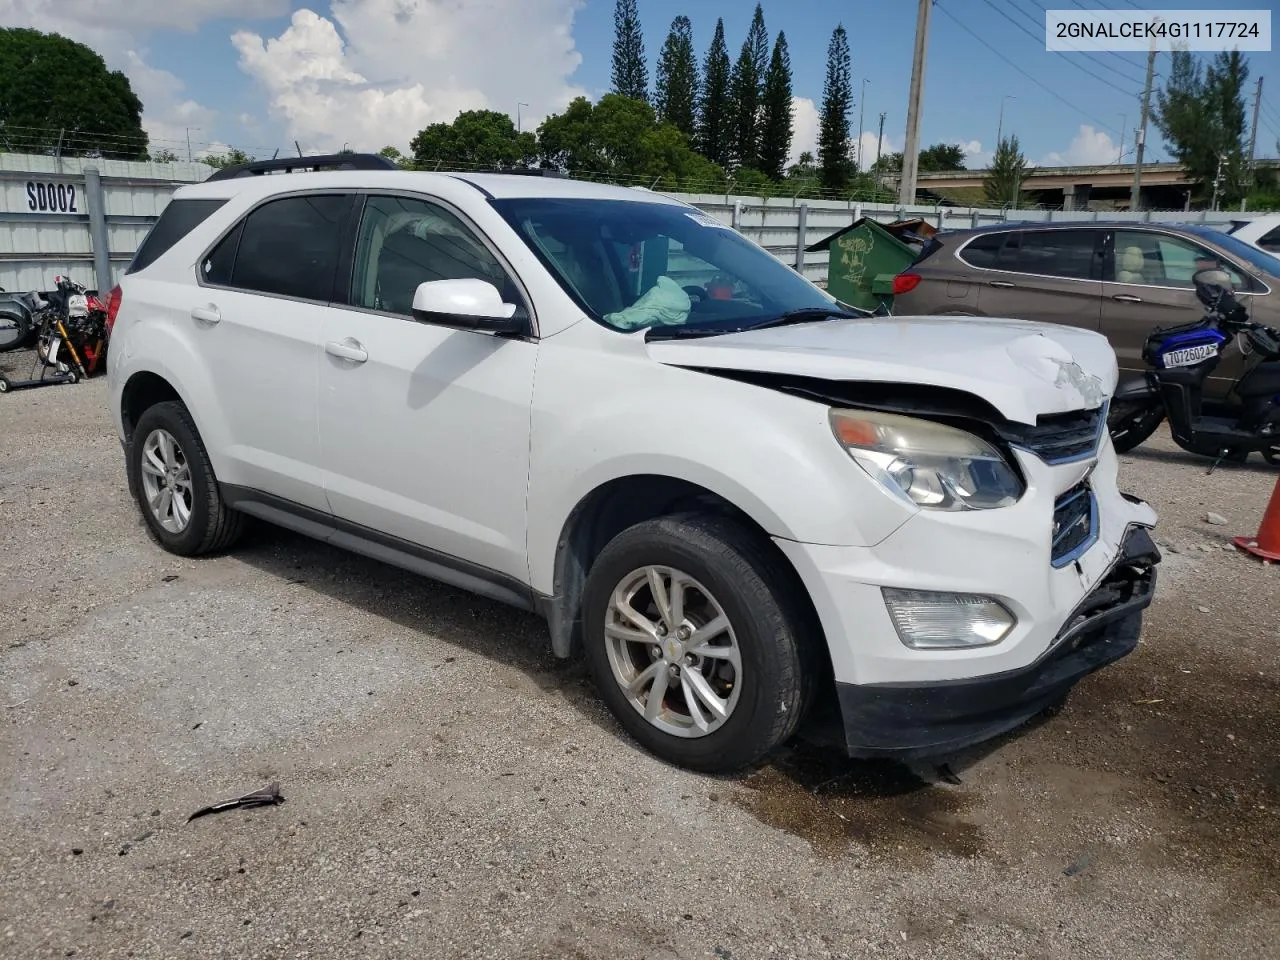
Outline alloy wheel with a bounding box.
[603,565,742,739]
[139,428,194,534]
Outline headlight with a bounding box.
[829,408,1024,511]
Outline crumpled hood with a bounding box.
[646,315,1118,424]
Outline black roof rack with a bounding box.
[205,152,397,182]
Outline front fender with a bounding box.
[524,340,918,596]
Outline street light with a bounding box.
[996,96,1015,148]
[185,127,201,162]
[856,79,870,172]
[517,102,529,133]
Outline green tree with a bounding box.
[0,28,147,159]
[202,147,253,170]
[984,135,1029,207]
[729,3,769,170]
[611,0,648,103]
[697,19,733,168]
[149,148,180,163]
[537,92,727,191]
[1154,49,1251,205]
[818,24,853,191]
[918,142,966,172]
[655,15,698,138]
[758,32,793,181]
[410,109,537,170]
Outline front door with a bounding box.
[316,193,538,583]
[970,228,1104,332]
[1100,228,1251,394]
[191,192,355,512]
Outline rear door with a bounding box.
[971,228,1104,331]
[192,191,356,511]
[1100,228,1251,392]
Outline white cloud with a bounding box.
[788,96,819,165]
[1042,124,1122,166]
[235,0,588,155]
[0,0,272,154]
[856,130,900,168]
[0,0,286,33]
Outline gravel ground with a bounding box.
[2,372,1278,960]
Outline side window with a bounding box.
[1113,230,1246,289]
[959,232,1009,268]
[129,198,227,275]
[1258,226,1280,253]
[1009,230,1098,280]
[201,221,242,286]
[201,194,349,300]
[349,195,512,316]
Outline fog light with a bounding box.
[882,588,1016,649]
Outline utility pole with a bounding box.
[1130,42,1157,211]
[997,95,1015,149]
[857,79,870,173]
[898,0,931,205]
[517,102,529,134]
[1211,152,1226,210]
[875,111,886,178]
[1248,76,1264,173]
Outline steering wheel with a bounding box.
[683,284,707,301]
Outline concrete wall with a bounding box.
[0,152,1263,293]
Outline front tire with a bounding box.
[582,513,819,773]
[1108,399,1164,454]
[126,400,244,556]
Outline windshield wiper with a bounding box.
[738,307,857,332]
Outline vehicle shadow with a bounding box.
[225,520,1066,836]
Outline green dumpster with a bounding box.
[806,217,934,312]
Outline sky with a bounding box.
[1,0,1278,170]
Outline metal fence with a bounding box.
[0,153,210,292]
[0,151,1265,293]
[679,194,1253,285]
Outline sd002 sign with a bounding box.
[25,180,80,214]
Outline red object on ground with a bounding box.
[1233,473,1280,562]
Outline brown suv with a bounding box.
[892,221,1280,394]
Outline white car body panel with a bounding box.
[106,167,1160,757]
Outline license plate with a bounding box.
[1162,343,1218,367]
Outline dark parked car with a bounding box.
[891,221,1280,395]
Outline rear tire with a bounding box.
[581,513,820,774]
[1109,400,1164,454]
[126,400,244,556]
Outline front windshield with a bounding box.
[489,197,845,335]
[1187,225,1280,277]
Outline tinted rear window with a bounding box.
[127,198,228,275]
[1011,230,1099,279]
[218,194,350,300]
[958,232,1009,268]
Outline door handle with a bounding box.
[325,338,368,363]
[191,304,221,324]
[988,280,1016,288]
[1111,294,1144,303]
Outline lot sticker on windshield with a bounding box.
[685,212,732,229]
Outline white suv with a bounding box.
[107,155,1161,773]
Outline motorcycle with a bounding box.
[1107,268,1280,465]
[37,275,110,378]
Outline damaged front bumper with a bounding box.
[831,523,1160,759]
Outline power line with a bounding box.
[1013,0,1147,85]
[935,1,1125,136]
[981,0,1140,93]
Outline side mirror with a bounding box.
[410,279,522,333]
[1192,267,1233,291]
